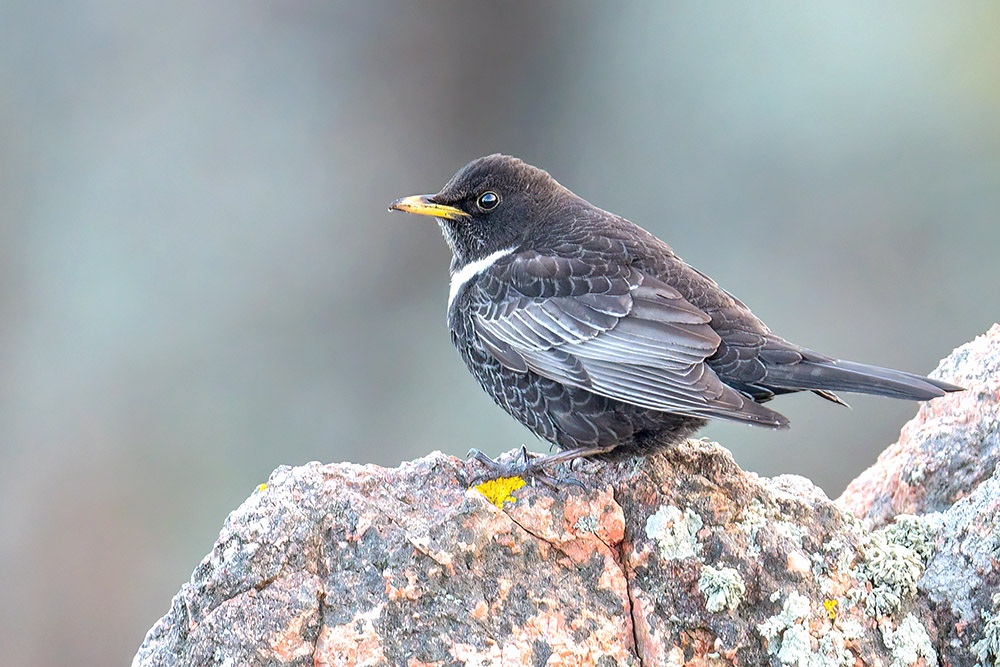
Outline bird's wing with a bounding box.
[471,252,788,427]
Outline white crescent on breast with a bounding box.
[448,247,518,309]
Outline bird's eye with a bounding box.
[477,191,500,211]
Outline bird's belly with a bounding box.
[448,315,558,442]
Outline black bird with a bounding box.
[389,154,960,473]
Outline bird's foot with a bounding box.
[467,446,579,489]
[466,444,616,490]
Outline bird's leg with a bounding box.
[467,448,501,468]
[467,446,563,488]
[525,444,616,467]
[466,444,616,489]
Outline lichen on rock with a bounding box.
[698,565,745,613]
[880,513,939,564]
[856,533,924,616]
[644,504,703,561]
[758,591,812,663]
[880,614,937,667]
[974,597,1000,667]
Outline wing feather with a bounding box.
[471,252,788,427]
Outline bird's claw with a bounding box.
[466,446,587,490]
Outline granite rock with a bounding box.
[839,324,1000,527]
[134,326,1000,666]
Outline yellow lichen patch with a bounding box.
[824,598,838,620]
[473,476,526,509]
[256,483,268,492]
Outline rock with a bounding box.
[134,327,1000,666]
[130,449,934,666]
[839,324,1000,527]
[834,325,1000,666]
[918,471,1000,667]
[134,454,643,667]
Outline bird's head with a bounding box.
[389,154,570,268]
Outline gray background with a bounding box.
[2,2,998,665]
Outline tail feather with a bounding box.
[764,358,962,401]
[812,389,850,407]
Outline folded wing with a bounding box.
[471,252,788,427]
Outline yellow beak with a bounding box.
[388,194,469,221]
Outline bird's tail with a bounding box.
[763,357,962,400]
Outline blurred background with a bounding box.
[1,2,998,665]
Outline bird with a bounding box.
[389,154,961,477]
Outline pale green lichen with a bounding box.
[758,592,811,663]
[974,605,1000,666]
[758,591,860,666]
[774,520,807,550]
[881,513,939,564]
[645,505,703,561]
[778,625,813,665]
[735,498,809,561]
[856,534,923,616]
[574,514,599,533]
[880,614,937,667]
[736,499,768,559]
[839,618,865,642]
[698,565,746,613]
[818,632,856,667]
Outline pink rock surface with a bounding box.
[134,327,1000,666]
[132,446,921,666]
[839,324,1000,527]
